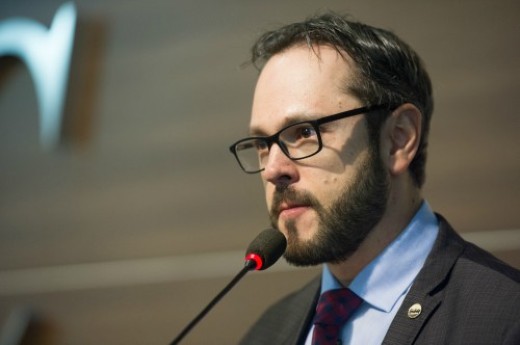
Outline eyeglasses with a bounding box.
[229,104,390,173]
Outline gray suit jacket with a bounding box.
[240,215,520,344]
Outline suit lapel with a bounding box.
[281,277,320,345]
[382,215,465,345]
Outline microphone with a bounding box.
[245,228,287,270]
[169,228,287,345]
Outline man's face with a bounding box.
[249,44,389,266]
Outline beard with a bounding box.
[269,145,389,266]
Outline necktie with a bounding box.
[311,288,363,345]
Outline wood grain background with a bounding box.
[0,1,518,344]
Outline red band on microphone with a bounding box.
[245,253,263,270]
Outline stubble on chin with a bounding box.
[268,187,327,266]
[268,147,389,267]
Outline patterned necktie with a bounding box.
[311,288,363,345]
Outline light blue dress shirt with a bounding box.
[304,201,439,345]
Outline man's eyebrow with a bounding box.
[248,113,317,137]
[248,126,268,137]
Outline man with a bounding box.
[229,12,520,345]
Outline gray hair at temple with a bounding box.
[250,12,433,188]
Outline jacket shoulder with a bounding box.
[459,239,520,284]
[239,276,320,345]
[389,215,520,345]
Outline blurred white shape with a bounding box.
[0,2,77,149]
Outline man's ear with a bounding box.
[381,103,422,176]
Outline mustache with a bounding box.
[269,186,320,220]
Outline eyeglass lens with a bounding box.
[234,122,321,172]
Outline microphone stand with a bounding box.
[169,260,256,345]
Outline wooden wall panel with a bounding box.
[0,1,518,344]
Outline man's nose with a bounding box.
[261,144,299,187]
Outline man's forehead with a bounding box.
[248,45,358,136]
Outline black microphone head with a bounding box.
[245,228,287,271]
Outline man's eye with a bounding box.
[280,123,317,144]
[298,126,316,139]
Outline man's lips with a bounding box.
[277,202,311,218]
[270,187,317,222]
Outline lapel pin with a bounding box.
[407,303,422,319]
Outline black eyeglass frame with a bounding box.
[229,104,392,174]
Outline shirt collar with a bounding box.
[321,201,439,313]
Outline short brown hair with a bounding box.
[251,12,433,187]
